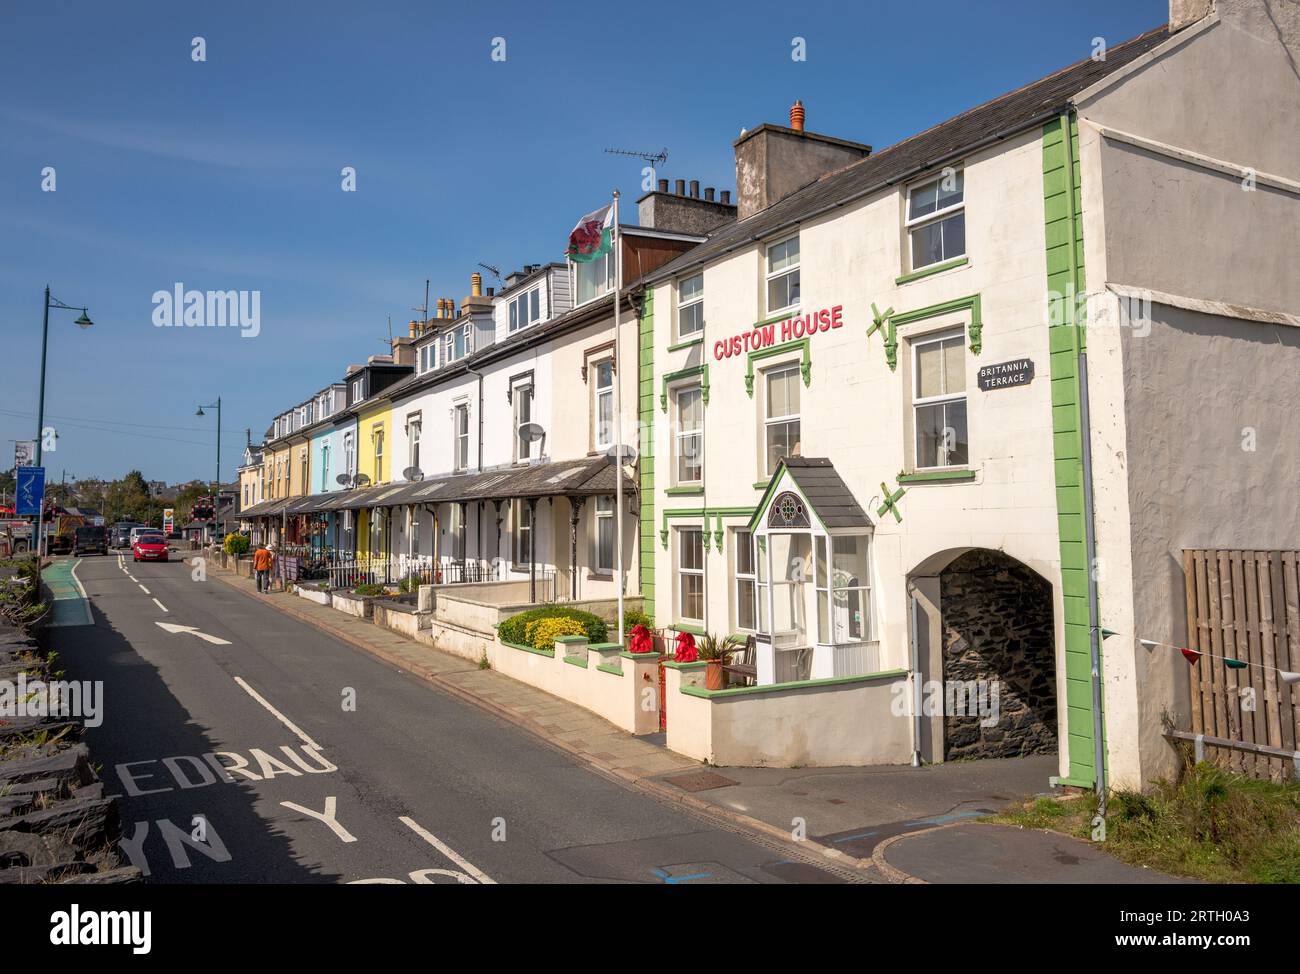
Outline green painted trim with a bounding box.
[588,642,624,651]
[889,293,984,358]
[745,338,811,397]
[660,364,709,411]
[596,663,623,676]
[661,660,707,671]
[1053,776,1095,789]
[876,481,906,523]
[638,290,656,625]
[620,650,660,661]
[503,640,554,658]
[894,256,968,286]
[671,622,706,636]
[681,668,908,699]
[563,654,589,668]
[897,469,976,484]
[1043,113,1099,787]
[666,485,703,496]
[752,309,797,329]
[752,481,771,490]
[660,506,755,549]
[667,336,703,353]
[555,635,588,644]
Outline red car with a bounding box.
[132,534,169,562]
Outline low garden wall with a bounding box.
[372,598,425,637]
[663,666,914,767]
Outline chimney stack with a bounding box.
[689,179,699,198]
[1169,0,1214,32]
[733,99,871,220]
[408,319,418,338]
[721,190,731,204]
[674,178,686,195]
[470,272,482,297]
[637,175,738,234]
[704,186,715,201]
[658,178,668,192]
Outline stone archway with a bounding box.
[939,549,1057,761]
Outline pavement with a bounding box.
[45,546,1190,883]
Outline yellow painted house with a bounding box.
[347,355,411,557]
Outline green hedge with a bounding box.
[499,606,607,646]
[619,608,652,639]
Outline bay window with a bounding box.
[734,529,757,632]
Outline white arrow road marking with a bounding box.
[154,621,231,645]
[152,598,168,613]
[232,676,321,750]
[399,816,496,885]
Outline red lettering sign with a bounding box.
[713,305,844,361]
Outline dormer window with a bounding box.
[444,322,471,363]
[509,288,541,332]
[352,377,365,403]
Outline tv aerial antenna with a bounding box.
[477,263,503,284]
[604,146,669,170]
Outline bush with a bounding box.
[223,533,250,556]
[398,574,421,594]
[619,608,652,640]
[499,606,607,646]
[353,583,384,598]
[526,616,588,651]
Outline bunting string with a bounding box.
[1097,627,1300,684]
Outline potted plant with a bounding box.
[696,632,738,691]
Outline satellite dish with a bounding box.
[518,423,546,443]
[335,473,353,487]
[402,467,424,482]
[353,473,371,487]
[604,443,638,463]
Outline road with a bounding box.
[52,548,848,884]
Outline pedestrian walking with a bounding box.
[253,542,275,593]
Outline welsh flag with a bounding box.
[566,203,614,263]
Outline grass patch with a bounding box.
[987,761,1300,883]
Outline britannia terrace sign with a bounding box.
[977,358,1034,391]
[713,305,844,361]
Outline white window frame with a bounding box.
[512,499,533,568]
[454,403,470,472]
[509,288,540,332]
[351,378,364,402]
[672,384,703,485]
[343,433,354,480]
[372,427,384,478]
[676,272,704,341]
[593,358,614,451]
[513,381,534,462]
[911,329,969,470]
[677,527,705,625]
[905,169,966,272]
[762,362,802,477]
[764,233,801,316]
[573,250,614,306]
[592,494,614,574]
[733,528,758,633]
[321,443,331,492]
[407,415,422,473]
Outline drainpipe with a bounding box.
[907,582,922,767]
[1080,350,1108,816]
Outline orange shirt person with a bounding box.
[253,544,275,593]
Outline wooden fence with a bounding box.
[1182,549,1300,780]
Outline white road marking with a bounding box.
[154,621,231,645]
[280,797,356,843]
[232,676,321,750]
[152,598,168,613]
[399,816,496,884]
[139,584,151,595]
[70,559,90,599]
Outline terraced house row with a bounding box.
[238,0,1300,790]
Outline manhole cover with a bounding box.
[662,770,739,793]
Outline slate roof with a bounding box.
[643,24,1169,285]
[778,457,872,530]
[251,456,636,517]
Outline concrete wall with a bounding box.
[665,666,912,767]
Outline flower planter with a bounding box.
[704,659,726,691]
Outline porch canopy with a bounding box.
[238,497,291,519]
[748,457,876,685]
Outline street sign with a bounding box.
[977,358,1035,391]
[15,467,44,517]
[13,441,35,469]
[163,508,175,534]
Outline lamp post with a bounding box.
[197,398,222,543]
[36,286,93,556]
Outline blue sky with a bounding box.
[0,0,1167,485]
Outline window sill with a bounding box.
[666,485,704,496]
[755,307,800,328]
[672,622,707,636]
[897,468,976,484]
[895,256,968,286]
[586,570,613,580]
[668,336,703,353]
[752,481,771,490]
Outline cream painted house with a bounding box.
[641,0,1300,785]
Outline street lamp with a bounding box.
[35,286,93,555]
[197,398,221,541]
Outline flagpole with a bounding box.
[612,189,626,648]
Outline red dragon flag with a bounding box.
[566,203,614,263]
